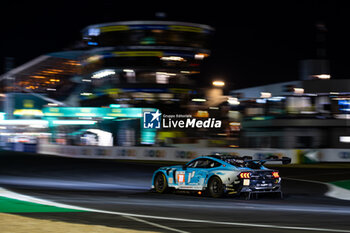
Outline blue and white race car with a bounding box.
[151,154,291,198]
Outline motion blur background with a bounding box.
[2,0,350,87]
[0,0,350,162]
[0,2,350,233]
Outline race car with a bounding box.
[151,154,291,199]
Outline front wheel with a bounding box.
[154,173,169,193]
[207,176,224,198]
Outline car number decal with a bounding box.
[177,173,185,183]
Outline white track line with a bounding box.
[0,187,186,233]
[124,216,189,233]
[1,187,350,233]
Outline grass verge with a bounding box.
[0,196,83,213]
[0,213,158,233]
[331,180,350,190]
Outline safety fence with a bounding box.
[37,144,298,163]
[3,143,349,163]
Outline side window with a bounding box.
[193,159,221,168]
[208,160,221,168]
[186,160,198,168]
[195,159,210,168]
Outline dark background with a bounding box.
[1,0,350,89]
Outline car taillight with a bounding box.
[272,172,280,178]
[239,172,251,179]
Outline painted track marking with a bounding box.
[124,216,189,233]
[1,187,350,233]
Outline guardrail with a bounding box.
[3,143,349,163]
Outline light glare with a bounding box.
[92,69,116,79]
[260,92,272,98]
[212,81,225,87]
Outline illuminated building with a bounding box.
[0,52,82,101]
[226,21,350,149]
[0,21,214,112]
[79,21,214,111]
[0,20,215,146]
[230,78,350,149]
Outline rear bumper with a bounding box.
[240,185,281,193]
[227,178,282,194]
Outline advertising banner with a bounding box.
[37,144,299,163]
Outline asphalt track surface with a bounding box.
[1,151,350,233]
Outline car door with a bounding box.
[174,160,196,187]
[182,159,199,187]
[185,158,217,187]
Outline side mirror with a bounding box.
[182,164,187,170]
[282,157,291,165]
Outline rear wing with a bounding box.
[209,154,292,165]
[245,156,291,165]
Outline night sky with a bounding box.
[1,0,350,89]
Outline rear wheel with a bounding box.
[207,176,224,198]
[154,173,169,193]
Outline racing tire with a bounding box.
[154,173,169,193]
[279,192,284,199]
[207,176,224,198]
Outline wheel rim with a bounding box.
[155,174,165,191]
[211,179,222,194]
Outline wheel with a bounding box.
[154,173,169,193]
[207,176,224,198]
[244,192,251,200]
